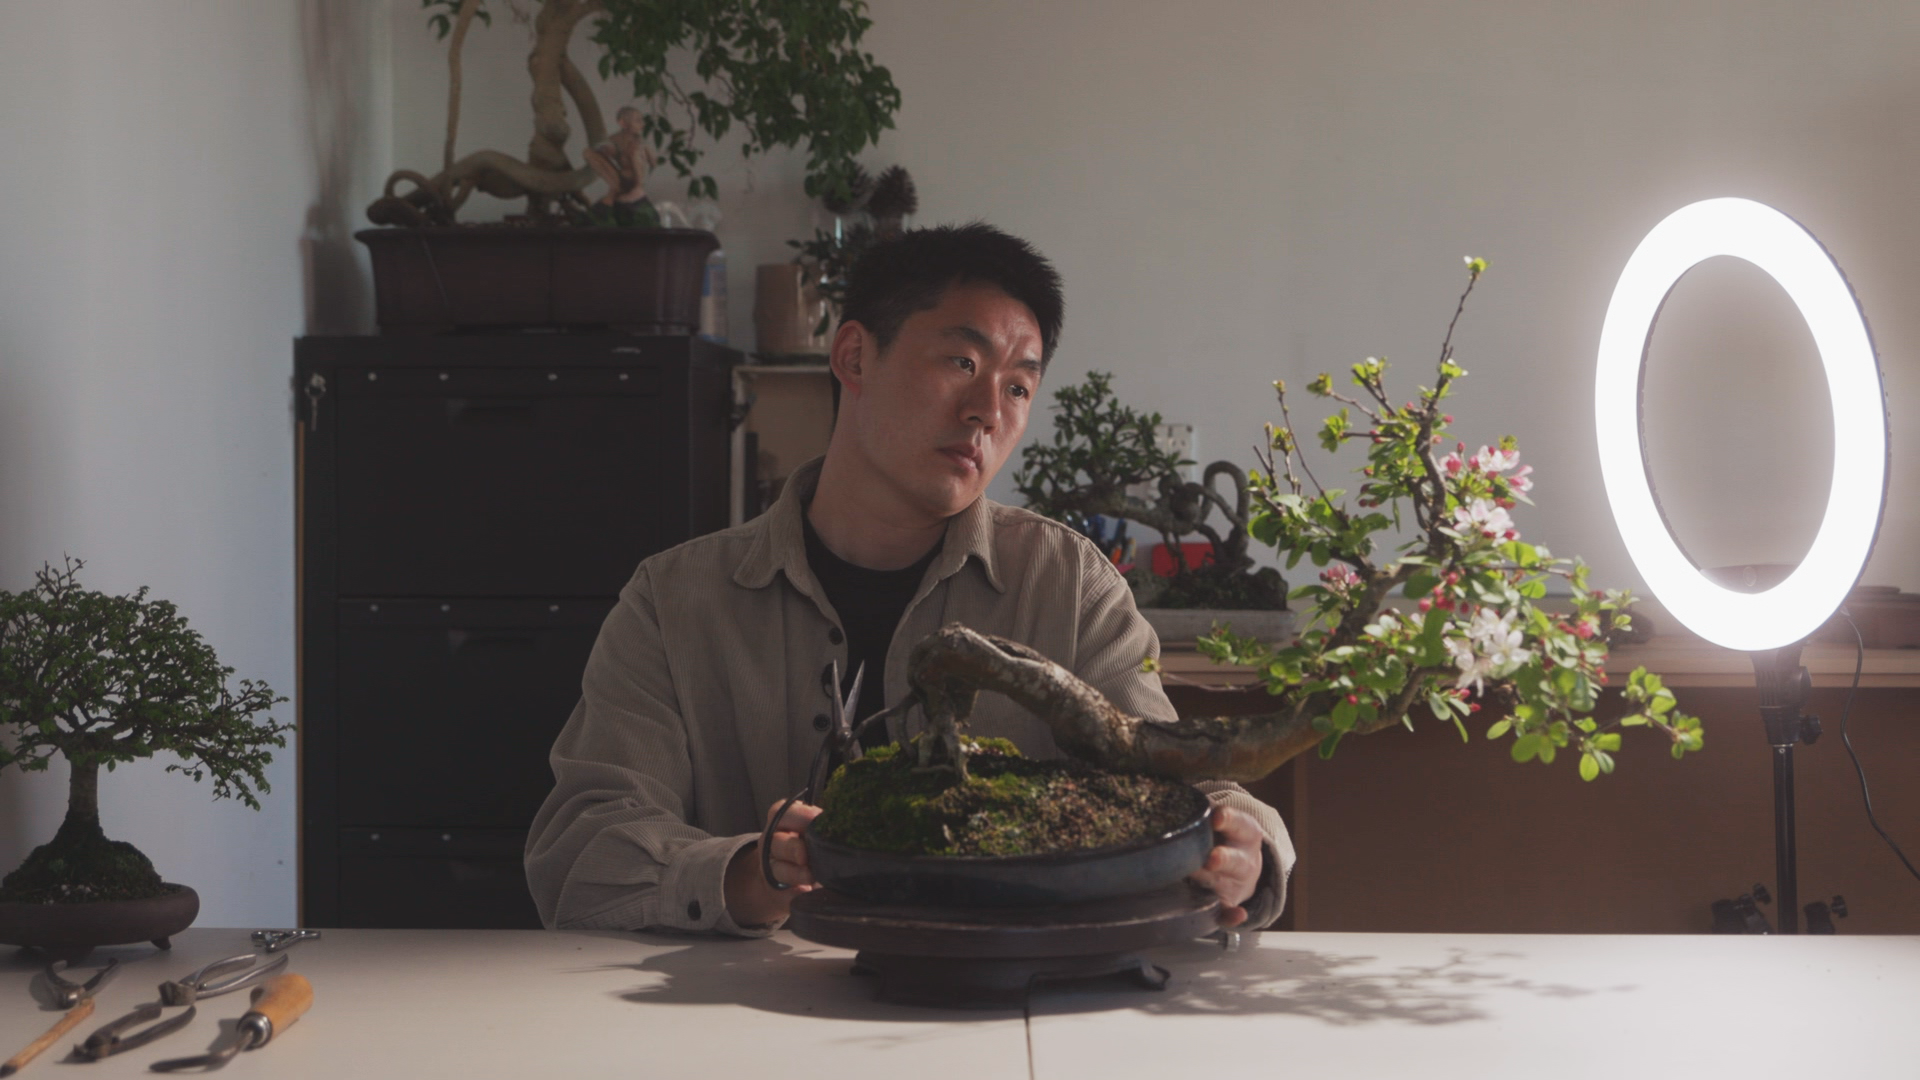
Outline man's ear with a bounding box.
[828,320,872,394]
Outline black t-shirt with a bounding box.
[801,510,941,750]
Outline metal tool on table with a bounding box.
[762,661,866,891]
[149,972,312,1073]
[250,929,322,954]
[1,961,122,1077]
[75,951,290,1061]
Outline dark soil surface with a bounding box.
[0,820,168,904]
[814,739,1198,857]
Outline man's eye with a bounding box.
[952,356,975,373]
[1010,384,1031,400]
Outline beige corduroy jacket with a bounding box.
[525,459,1295,935]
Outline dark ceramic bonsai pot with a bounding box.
[357,226,719,335]
[805,785,1214,908]
[0,884,198,957]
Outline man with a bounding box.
[526,224,1293,935]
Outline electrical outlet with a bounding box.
[1128,423,1198,503]
[1156,423,1196,474]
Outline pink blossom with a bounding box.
[1508,465,1534,493]
[1320,564,1362,591]
[1473,445,1520,473]
[1451,497,1515,540]
[1441,452,1465,476]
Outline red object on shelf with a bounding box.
[1150,543,1215,577]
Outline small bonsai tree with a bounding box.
[0,559,289,903]
[1014,370,1285,611]
[369,0,901,226]
[789,164,919,330]
[897,259,1702,784]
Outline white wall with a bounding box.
[0,2,388,927]
[394,0,1920,595]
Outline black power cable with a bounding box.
[1835,608,1920,884]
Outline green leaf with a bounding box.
[1485,718,1512,739]
[1512,733,1543,763]
[1579,752,1600,781]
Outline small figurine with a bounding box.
[585,106,659,226]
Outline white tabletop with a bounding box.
[4,928,1917,1079]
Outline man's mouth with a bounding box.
[938,444,984,474]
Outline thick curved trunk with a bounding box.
[526,0,604,175]
[443,0,485,170]
[64,757,100,834]
[906,625,1400,783]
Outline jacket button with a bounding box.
[812,713,831,732]
[828,626,845,645]
[687,900,701,921]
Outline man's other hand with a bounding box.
[1188,805,1262,928]
[723,799,822,928]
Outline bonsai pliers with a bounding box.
[762,660,865,890]
[74,951,291,1061]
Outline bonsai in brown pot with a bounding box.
[361,0,901,334]
[0,559,288,954]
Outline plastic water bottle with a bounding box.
[690,199,728,344]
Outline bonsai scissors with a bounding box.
[761,660,865,891]
[75,950,293,1061]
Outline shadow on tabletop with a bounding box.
[583,933,1024,1026]
[1029,938,1632,1023]
[573,932,1630,1028]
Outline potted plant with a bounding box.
[0,560,288,953]
[1013,370,1290,645]
[812,260,1703,887]
[360,0,901,334]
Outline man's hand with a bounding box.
[723,799,822,928]
[1188,805,1263,928]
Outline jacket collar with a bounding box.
[732,456,1007,595]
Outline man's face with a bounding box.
[836,282,1045,520]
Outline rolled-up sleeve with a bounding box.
[524,564,771,937]
[1073,550,1297,930]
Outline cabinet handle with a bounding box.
[304,373,328,432]
[445,399,537,426]
[446,629,538,654]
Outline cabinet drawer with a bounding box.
[332,369,680,597]
[337,828,538,929]
[333,598,611,829]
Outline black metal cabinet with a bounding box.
[296,335,736,927]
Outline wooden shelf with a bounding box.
[1155,636,1920,690]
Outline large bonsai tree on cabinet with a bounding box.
[0,560,288,905]
[370,0,901,225]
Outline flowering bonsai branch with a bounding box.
[902,259,1702,784]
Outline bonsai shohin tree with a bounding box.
[369,0,902,226]
[1013,370,1286,611]
[0,560,288,904]
[893,259,1704,784]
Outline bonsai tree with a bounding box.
[1013,370,1286,611]
[0,559,288,903]
[369,0,902,226]
[895,259,1703,783]
[789,164,919,329]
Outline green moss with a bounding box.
[0,818,168,904]
[815,737,1196,857]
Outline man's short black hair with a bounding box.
[841,222,1064,369]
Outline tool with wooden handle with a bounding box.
[1,998,95,1078]
[149,973,312,1073]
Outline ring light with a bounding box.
[1594,198,1887,652]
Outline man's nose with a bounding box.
[962,378,1002,431]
